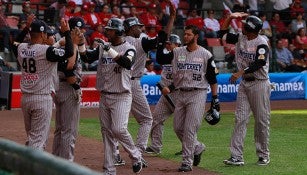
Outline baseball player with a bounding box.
[12,18,74,150]
[79,18,144,174]
[145,33,181,155]
[221,13,271,166]
[52,17,85,161]
[160,25,220,172]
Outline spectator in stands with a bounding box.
[98,4,114,26]
[19,1,32,30]
[144,59,156,75]
[0,2,13,53]
[276,39,305,72]
[185,8,205,46]
[63,1,77,21]
[89,22,108,49]
[294,27,307,51]
[247,0,259,15]
[290,13,306,34]
[111,4,125,20]
[232,0,249,13]
[269,12,288,39]
[83,1,102,30]
[189,0,203,11]
[270,0,292,24]
[290,0,305,19]
[50,0,67,20]
[259,12,272,38]
[121,0,133,18]
[204,10,220,38]
[0,56,16,71]
[139,3,161,38]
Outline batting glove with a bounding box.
[94,38,110,51]
[211,95,220,112]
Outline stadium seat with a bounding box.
[206,38,222,47]
[211,46,226,62]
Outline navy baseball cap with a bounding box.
[68,17,85,30]
[46,26,57,36]
[29,20,48,33]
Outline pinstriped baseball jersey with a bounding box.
[96,42,135,93]
[17,43,58,94]
[125,36,147,77]
[172,46,212,89]
[160,64,173,87]
[235,34,269,79]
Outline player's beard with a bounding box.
[184,37,196,46]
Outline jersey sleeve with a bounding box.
[244,44,269,73]
[141,37,158,53]
[225,32,239,44]
[46,31,74,62]
[79,48,100,64]
[205,57,218,84]
[115,48,136,70]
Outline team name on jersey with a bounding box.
[238,50,256,61]
[21,73,39,85]
[162,65,173,72]
[176,63,203,71]
[21,49,36,57]
[101,57,116,64]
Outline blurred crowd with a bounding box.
[1,0,307,73]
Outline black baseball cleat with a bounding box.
[174,150,182,156]
[145,147,160,154]
[223,157,244,166]
[178,163,192,172]
[193,151,204,166]
[132,161,142,173]
[141,157,148,168]
[257,157,270,166]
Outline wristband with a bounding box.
[78,44,86,53]
[107,48,119,58]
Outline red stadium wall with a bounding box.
[11,72,100,109]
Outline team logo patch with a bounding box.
[258,54,265,60]
[40,26,45,32]
[258,48,266,55]
[127,50,135,61]
[178,55,186,61]
[211,61,216,68]
[54,48,65,56]
[77,21,82,27]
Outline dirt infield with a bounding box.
[0,100,306,175]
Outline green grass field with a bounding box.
[79,110,307,175]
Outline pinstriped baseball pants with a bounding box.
[52,82,80,161]
[149,92,176,153]
[130,79,153,152]
[173,89,207,167]
[22,93,53,150]
[99,92,141,175]
[230,79,271,161]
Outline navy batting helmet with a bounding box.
[166,34,181,45]
[205,108,220,125]
[242,15,263,33]
[105,18,125,36]
[123,17,144,31]
[68,17,85,30]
